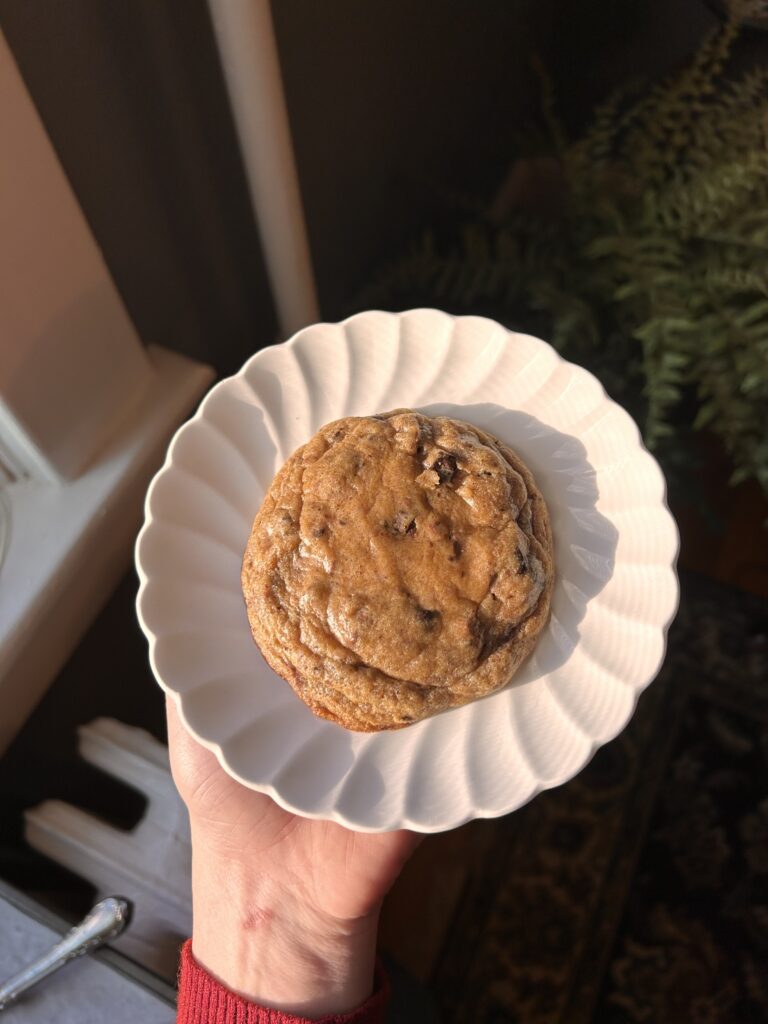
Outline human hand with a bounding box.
[167,697,420,1017]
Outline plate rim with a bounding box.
[135,308,681,833]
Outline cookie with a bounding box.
[242,410,554,731]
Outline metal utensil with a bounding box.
[0,896,132,1011]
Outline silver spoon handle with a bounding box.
[0,896,131,1011]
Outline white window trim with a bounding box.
[207,0,319,337]
[0,30,214,753]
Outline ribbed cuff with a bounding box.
[176,939,389,1024]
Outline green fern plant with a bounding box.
[359,4,768,497]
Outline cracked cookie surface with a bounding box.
[242,410,554,731]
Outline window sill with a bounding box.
[0,345,214,754]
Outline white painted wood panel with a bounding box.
[0,28,151,482]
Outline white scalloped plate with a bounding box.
[136,309,679,833]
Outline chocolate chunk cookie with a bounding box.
[242,410,554,731]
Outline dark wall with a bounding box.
[2,0,730,362]
[272,0,542,317]
[0,0,277,374]
[271,0,725,318]
[541,0,717,132]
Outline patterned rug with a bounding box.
[433,573,768,1023]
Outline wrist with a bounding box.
[190,840,379,1017]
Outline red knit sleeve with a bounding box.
[176,940,389,1024]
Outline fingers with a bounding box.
[165,691,181,740]
[166,692,195,764]
[165,694,221,793]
